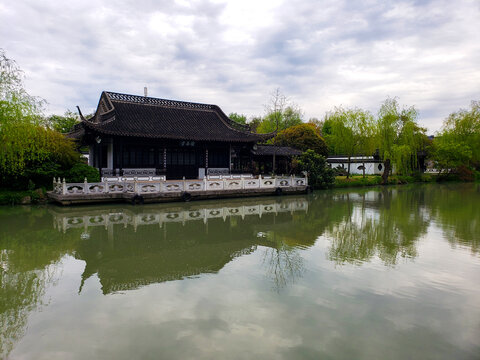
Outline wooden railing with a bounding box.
[52,174,308,196]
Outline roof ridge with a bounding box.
[105,91,215,111]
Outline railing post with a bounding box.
[183,176,186,191]
[84,178,88,194]
[134,178,138,194]
[62,178,67,195]
[291,174,294,187]
[203,176,207,191]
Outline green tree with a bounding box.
[324,107,376,178]
[307,117,323,136]
[257,89,303,134]
[434,100,480,171]
[432,137,472,174]
[228,112,247,125]
[297,150,335,189]
[46,110,79,133]
[248,116,262,132]
[0,50,79,188]
[257,106,303,134]
[274,123,328,156]
[376,98,425,183]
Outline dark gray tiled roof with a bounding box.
[77,91,272,143]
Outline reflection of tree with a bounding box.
[0,258,54,358]
[262,239,305,292]
[427,184,479,254]
[327,187,430,265]
[0,207,79,358]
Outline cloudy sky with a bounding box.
[2,0,479,133]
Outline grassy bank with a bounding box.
[0,189,47,205]
[334,174,436,188]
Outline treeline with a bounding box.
[231,90,479,182]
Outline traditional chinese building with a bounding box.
[70,91,301,179]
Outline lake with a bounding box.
[1,184,479,359]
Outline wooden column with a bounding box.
[163,147,167,171]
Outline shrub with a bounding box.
[335,176,382,188]
[455,165,474,182]
[274,124,329,156]
[63,162,100,183]
[297,150,335,189]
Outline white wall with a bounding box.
[330,162,385,175]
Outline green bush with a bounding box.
[0,189,42,205]
[297,150,335,189]
[63,162,100,183]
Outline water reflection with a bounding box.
[1,184,479,358]
[50,198,310,294]
[325,187,430,265]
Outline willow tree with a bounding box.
[324,106,376,178]
[0,49,77,188]
[376,98,425,183]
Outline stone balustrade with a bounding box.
[52,174,308,196]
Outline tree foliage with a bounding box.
[46,110,79,133]
[376,98,426,181]
[297,150,335,189]
[228,112,247,125]
[257,89,303,134]
[274,123,328,156]
[324,107,376,177]
[257,106,303,134]
[433,100,480,172]
[0,49,79,189]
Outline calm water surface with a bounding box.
[1,184,479,359]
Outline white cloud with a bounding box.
[1,0,479,132]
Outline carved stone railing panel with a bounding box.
[185,181,204,192]
[109,183,125,193]
[260,178,275,188]
[139,183,159,193]
[88,183,105,193]
[206,180,224,191]
[244,179,260,189]
[224,179,242,190]
[66,184,85,194]
[162,181,184,192]
[275,178,292,187]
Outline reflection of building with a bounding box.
[53,199,308,233]
[50,197,309,294]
